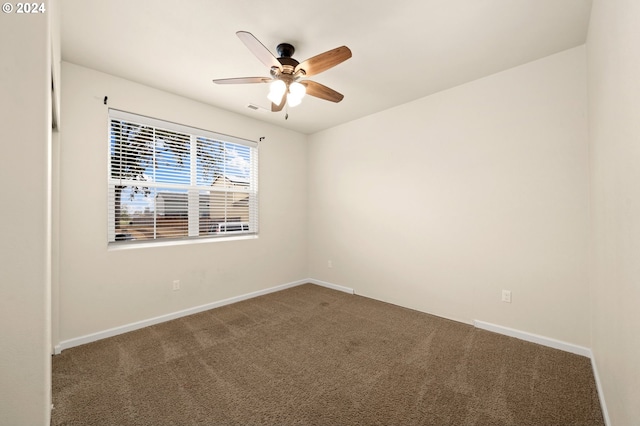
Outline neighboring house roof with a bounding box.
[212,174,250,186]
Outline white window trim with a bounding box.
[107,109,259,246]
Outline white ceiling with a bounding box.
[61,0,592,134]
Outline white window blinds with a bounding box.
[108,109,258,244]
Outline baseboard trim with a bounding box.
[306,278,355,294]
[473,320,591,357]
[590,354,611,426]
[55,279,311,353]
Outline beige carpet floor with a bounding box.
[52,283,604,425]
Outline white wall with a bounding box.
[587,1,640,424]
[57,62,308,342]
[0,4,52,425]
[308,46,591,347]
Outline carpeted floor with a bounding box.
[52,283,604,425]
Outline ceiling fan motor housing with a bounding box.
[276,43,295,58]
[276,43,300,72]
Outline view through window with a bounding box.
[107,109,258,244]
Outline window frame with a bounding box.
[107,109,259,247]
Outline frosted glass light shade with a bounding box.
[267,80,286,104]
[287,81,306,107]
[289,81,306,98]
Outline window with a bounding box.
[108,109,258,244]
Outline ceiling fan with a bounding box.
[213,31,352,112]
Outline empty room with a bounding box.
[1,0,639,425]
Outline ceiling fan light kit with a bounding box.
[213,31,351,114]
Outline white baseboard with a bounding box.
[306,278,355,294]
[55,279,312,354]
[473,320,592,357]
[590,354,611,426]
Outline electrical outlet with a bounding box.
[172,280,181,291]
[328,260,333,268]
[502,290,512,303]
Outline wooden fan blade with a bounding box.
[212,77,271,84]
[271,92,287,112]
[301,80,344,103]
[236,31,282,71]
[295,46,352,77]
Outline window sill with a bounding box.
[107,234,258,251]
